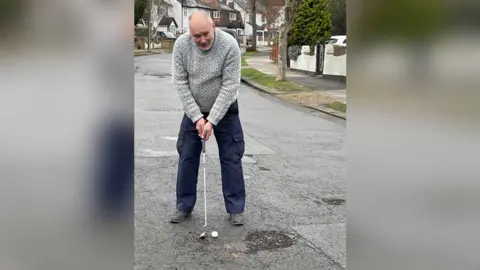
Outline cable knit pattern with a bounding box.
[172,28,241,126]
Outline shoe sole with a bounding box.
[170,213,191,223]
[231,221,245,226]
[230,218,245,226]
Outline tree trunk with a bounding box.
[147,0,152,51]
[276,1,290,81]
[276,27,287,81]
[251,0,257,50]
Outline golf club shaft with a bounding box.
[202,140,207,227]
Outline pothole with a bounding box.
[315,195,346,206]
[244,230,296,254]
[146,72,171,78]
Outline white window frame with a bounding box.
[229,13,236,20]
[213,11,220,18]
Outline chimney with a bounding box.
[228,2,234,8]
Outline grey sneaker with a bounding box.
[230,213,245,226]
[170,210,191,223]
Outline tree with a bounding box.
[328,0,346,35]
[288,0,332,51]
[238,0,271,51]
[275,0,300,81]
[135,0,148,25]
[250,0,258,50]
[264,0,283,45]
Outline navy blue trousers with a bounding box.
[175,112,246,214]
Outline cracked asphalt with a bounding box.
[135,53,346,269]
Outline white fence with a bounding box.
[289,46,317,73]
[289,44,346,79]
[323,44,346,77]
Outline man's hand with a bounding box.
[202,122,213,141]
[195,118,206,137]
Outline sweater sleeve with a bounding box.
[206,44,241,126]
[172,42,204,123]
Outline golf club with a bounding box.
[199,139,208,239]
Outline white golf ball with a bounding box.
[211,231,218,238]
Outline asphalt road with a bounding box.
[135,53,346,269]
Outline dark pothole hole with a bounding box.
[244,230,296,254]
[315,196,346,206]
[146,72,171,78]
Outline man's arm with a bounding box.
[172,42,204,123]
[206,44,241,126]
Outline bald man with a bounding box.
[170,11,245,225]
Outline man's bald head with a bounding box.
[189,11,214,25]
[189,11,216,51]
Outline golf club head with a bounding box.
[199,232,207,239]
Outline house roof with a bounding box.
[181,0,240,12]
[219,2,236,11]
[158,16,178,27]
[233,0,248,11]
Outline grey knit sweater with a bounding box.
[171,28,241,125]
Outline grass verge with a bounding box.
[327,101,347,113]
[241,56,248,66]
[275,92,347,117]
[242,50,258,57]
[241,68,306,92]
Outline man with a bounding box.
[170,11,246,225]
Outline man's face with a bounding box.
[190,23,215,50]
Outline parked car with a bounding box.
[220,29,240,47]
[326,35,346,45]
[153,31,177,43]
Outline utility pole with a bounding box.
[147,0,152,51]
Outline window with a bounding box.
[246,14,251,22]
[213,11,220,18]
[229,13,236,20]
[261,15,265,22]
[327,38,338,44]
[183,8,187,17]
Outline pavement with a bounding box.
[243,53,347,103]
[134,53,346,269]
